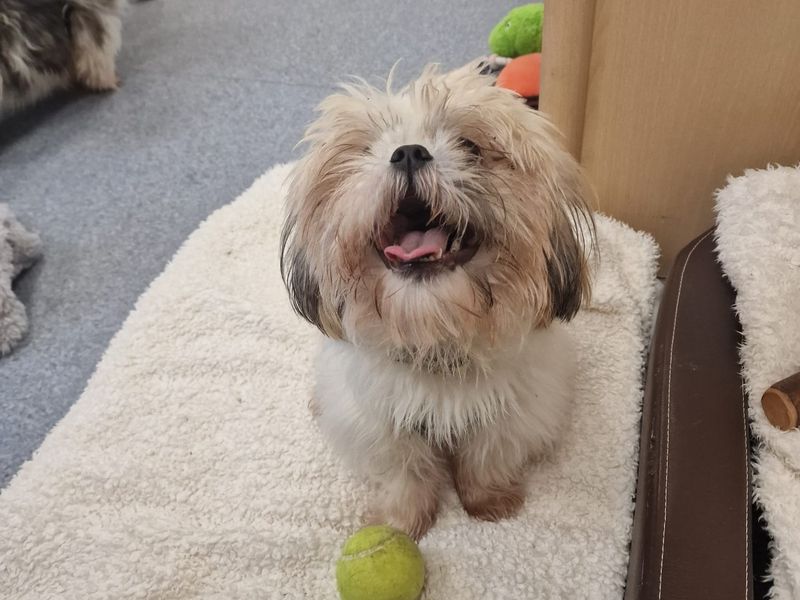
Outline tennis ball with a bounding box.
[335,525,425,600]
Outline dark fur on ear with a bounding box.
[281,249,322,329]
[546,221,590,321]
[544,169,595,322]
[280,217,344,338]
[280,219,322,329]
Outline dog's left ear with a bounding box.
[546,219,590,321]
[545,163,594,322]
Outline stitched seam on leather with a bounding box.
[657,230,712,599]
[741,380,750,599]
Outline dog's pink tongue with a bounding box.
[384,228,449,262]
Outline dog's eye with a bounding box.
[459,138,481,157]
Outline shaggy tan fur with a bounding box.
[281,64,595,538]
[0,0,123,111]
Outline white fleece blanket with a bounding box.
[715,165,800,600]
[0,163,659,599]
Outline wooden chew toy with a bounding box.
[762,372,800,431]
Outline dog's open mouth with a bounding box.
[378,193,480,276]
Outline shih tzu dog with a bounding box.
[0,0,124,112]
[281,64,594,539]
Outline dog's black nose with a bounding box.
[390,144,432,175]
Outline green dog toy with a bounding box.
[489,4,544,58]
[336,526,425,600]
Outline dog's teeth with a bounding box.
[416,251,443,263]
[451,237,462,252]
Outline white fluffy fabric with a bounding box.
[0,163,659,599]
[715,165,800,599]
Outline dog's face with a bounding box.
[281,65,592,368]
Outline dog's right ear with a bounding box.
[280,217,321,329]
[280,218,343,339]
[280,224,318,325]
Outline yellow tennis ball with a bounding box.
[335,525,425,600]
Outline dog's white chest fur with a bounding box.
[314,323,574,454]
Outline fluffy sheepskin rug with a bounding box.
[715,164,800,599]
[0,164,660,599]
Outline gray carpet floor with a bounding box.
[0,0,519,487]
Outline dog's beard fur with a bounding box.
[282,64,594,538]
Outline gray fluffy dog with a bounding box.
[0,204,42,355]
[0,0,124,111]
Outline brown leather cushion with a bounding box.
[625,229,752,599]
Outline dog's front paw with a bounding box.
[72,48,120,92]
[456,480,526,522]
[394,508,437,541]
[80,71,119,92]
[368,493,438,541]
[381,507,437,542]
